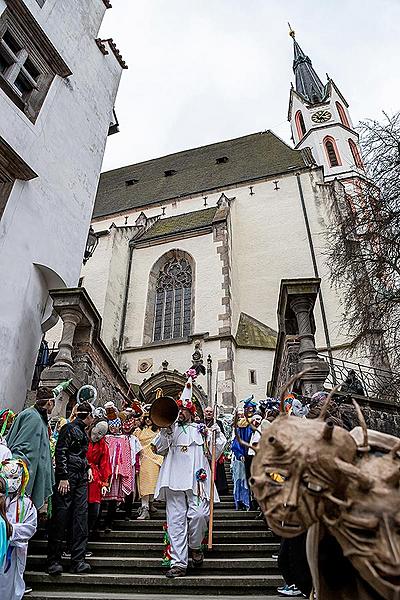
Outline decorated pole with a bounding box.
[207,375,219,549]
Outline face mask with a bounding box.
[1,460,23,495]
[90,421,108,442]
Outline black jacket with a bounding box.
[55,418,89,481]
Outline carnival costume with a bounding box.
[153,377,226,576]
[7,404,54,510]
[231,397,257,510]
[135,410,162,519]
[120,409,142,520]
[103,404,134,529]
[0,459,37,600]
[87,419,111,535]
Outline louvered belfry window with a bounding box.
[153,257,192,341]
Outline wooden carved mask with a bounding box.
[250,414,357,537]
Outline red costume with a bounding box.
[87,437,111,504]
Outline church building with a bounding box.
[72,32,366,408]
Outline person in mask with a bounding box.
[120,409,142,521]
[47,401,93,576]
[0,458,37,600]
[152,377,226,578]
[86,418,111,539]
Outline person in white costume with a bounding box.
[0,458,37,600]
[153,377,226,578]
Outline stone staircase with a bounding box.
[26,468,283,599]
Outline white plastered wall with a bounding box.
[0,0,122,410]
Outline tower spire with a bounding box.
[289,27,325,104]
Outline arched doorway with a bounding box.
[139,370,207,419]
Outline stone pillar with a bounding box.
[290,296,329,396]
[53,309,82,367]
[41,308,82,417]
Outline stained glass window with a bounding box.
[153,257,192,341]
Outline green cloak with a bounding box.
[6,406,55,509]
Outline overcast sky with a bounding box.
[100,0,399,172]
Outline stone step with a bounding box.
[111,519,268,530]
[95,529,273,542]
[26,572,283,595]
[112,510,260,521]
[29,540,280,558]
[27,555,279,575]
[27,593,284,600]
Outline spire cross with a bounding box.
[288,22,295,38]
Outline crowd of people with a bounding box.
[0,372,232,599]
[0,369,352,600]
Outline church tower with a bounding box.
[287,27,365,182]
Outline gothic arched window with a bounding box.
[153,256,193,341]
[323,136,341,167]
[348,138,364,169]
[295,110,306,139]
[336,102,350,128]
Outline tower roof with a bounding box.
[290,27,325,104]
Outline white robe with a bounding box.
[153,422,226,501]
[0,495,37,600]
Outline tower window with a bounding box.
[249,369,257,385]
[125,178,139,186]
[216,156,229,164]
[336,102,350,128]
[348,139,364,169]
[295,110,306,139]
[164,169,176,177]
[323,136,341,167]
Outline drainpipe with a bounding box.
[296,173,335,378]
[117,241,134,366]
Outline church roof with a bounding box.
[93,131,307,219]
[137,207,218,243]
[291,33,325,104]
[236,312,277,349]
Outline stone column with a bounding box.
[290,296,329,396]
[53,309,82,367]
[41,308,81,417]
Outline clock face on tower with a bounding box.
[311,110,332,123]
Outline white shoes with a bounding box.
[137,507,150,520]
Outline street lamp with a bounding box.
[83,226,98,265]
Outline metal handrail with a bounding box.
[317,352,400,402]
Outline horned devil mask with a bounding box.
[250,412,357,537]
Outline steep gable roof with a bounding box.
[93,131,306,219]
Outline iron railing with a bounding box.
[317,353,400,403]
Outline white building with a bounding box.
[51,31,367,409]
[0,0,124,411]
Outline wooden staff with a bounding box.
[207,427,217,549]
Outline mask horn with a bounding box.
[321,419,334,441]
[352,400,369,452]
[279,367,316,414]
[318,385,341,421]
